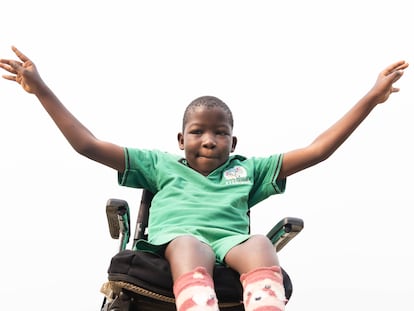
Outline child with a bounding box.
[0,46,408,311]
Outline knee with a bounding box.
[165,235,216,280]
[165,235,215,264]
[249,235,279,266]
[249,234,275,252]
[167,235,209,252]
[225,235,279,274]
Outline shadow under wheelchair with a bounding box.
[100,190,304,311]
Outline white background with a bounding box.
[0,1,413,310]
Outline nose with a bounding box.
[202,133,216,149]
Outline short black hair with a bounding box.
[182,95,234,131]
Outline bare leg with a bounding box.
[224,234,279,274]
[225,235,285,311]
[165,235,216,280]
[165,235,220,311]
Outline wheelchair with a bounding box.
[100,189,304,311]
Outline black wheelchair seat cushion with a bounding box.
[107,250,293,304]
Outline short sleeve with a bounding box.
[117,148,160,193]
[248,153,286,207]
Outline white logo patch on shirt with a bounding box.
[223,166,251,185]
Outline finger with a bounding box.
[0,59,14,66]
[5,61,22,74]
[0,61,18,74]
[390,70,404,84]
[2,74,17,82]
[11,46,30,63]
[391,62,409,74]
[395,62,409,71]
[383,60,408,75]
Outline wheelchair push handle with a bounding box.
[267,217,304,252]
[106,199,131,251]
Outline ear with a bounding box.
[177,132,185,150]
[231,136,237,152]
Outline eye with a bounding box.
[189,129,203,135]
[216,130,230,136]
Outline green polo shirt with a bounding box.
[118,148,286,262]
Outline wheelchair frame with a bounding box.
[100,189,304,311]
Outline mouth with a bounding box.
[197,154,216,159]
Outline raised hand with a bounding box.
[0,46,46,95]
[369,60,409,104]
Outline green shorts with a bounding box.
[134,232,251,264]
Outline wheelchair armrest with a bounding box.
[267,217,304,252]
[106,199,131,251]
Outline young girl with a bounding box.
[0,46,408,311]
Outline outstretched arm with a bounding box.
[0,46,125,172]
[278,60,409,179]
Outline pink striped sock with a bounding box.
[173,266,219,311]
[240,266,286,311]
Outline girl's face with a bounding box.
[178,106,237,176]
